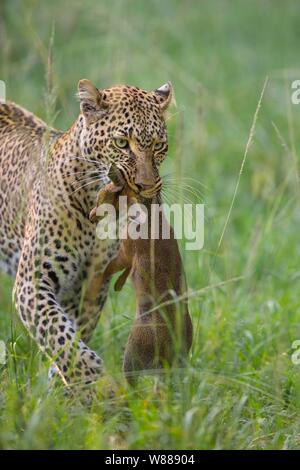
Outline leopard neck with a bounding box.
[48,114,105,218]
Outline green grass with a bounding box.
[1,0,300,449]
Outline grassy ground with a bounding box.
[1,0,300,449]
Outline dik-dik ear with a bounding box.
[153,81,173,112]
[77,79,107,123]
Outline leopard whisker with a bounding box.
[161,187,195,205]
[69,177,104,195]
[162,179,204,200]
[61,170,108,181]
[64,170,107,181]
[69,176,107,190]
[162,174,208,190]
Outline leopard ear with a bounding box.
[77,79,106,123]
[153,81,173,112]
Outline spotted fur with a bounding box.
[0,80,173,388]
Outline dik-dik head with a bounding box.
[77,79,173,200]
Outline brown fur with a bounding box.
[89,176,193,383]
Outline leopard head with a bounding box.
[77,79,173,199]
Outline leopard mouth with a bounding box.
[128,181,161,200]
[108,163,161,199]
[139,186,161,199]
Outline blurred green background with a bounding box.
[1,0,300,450]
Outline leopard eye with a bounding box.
[154,142,165,152]
[114,137,129,149]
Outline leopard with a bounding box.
[0,79,180,389]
